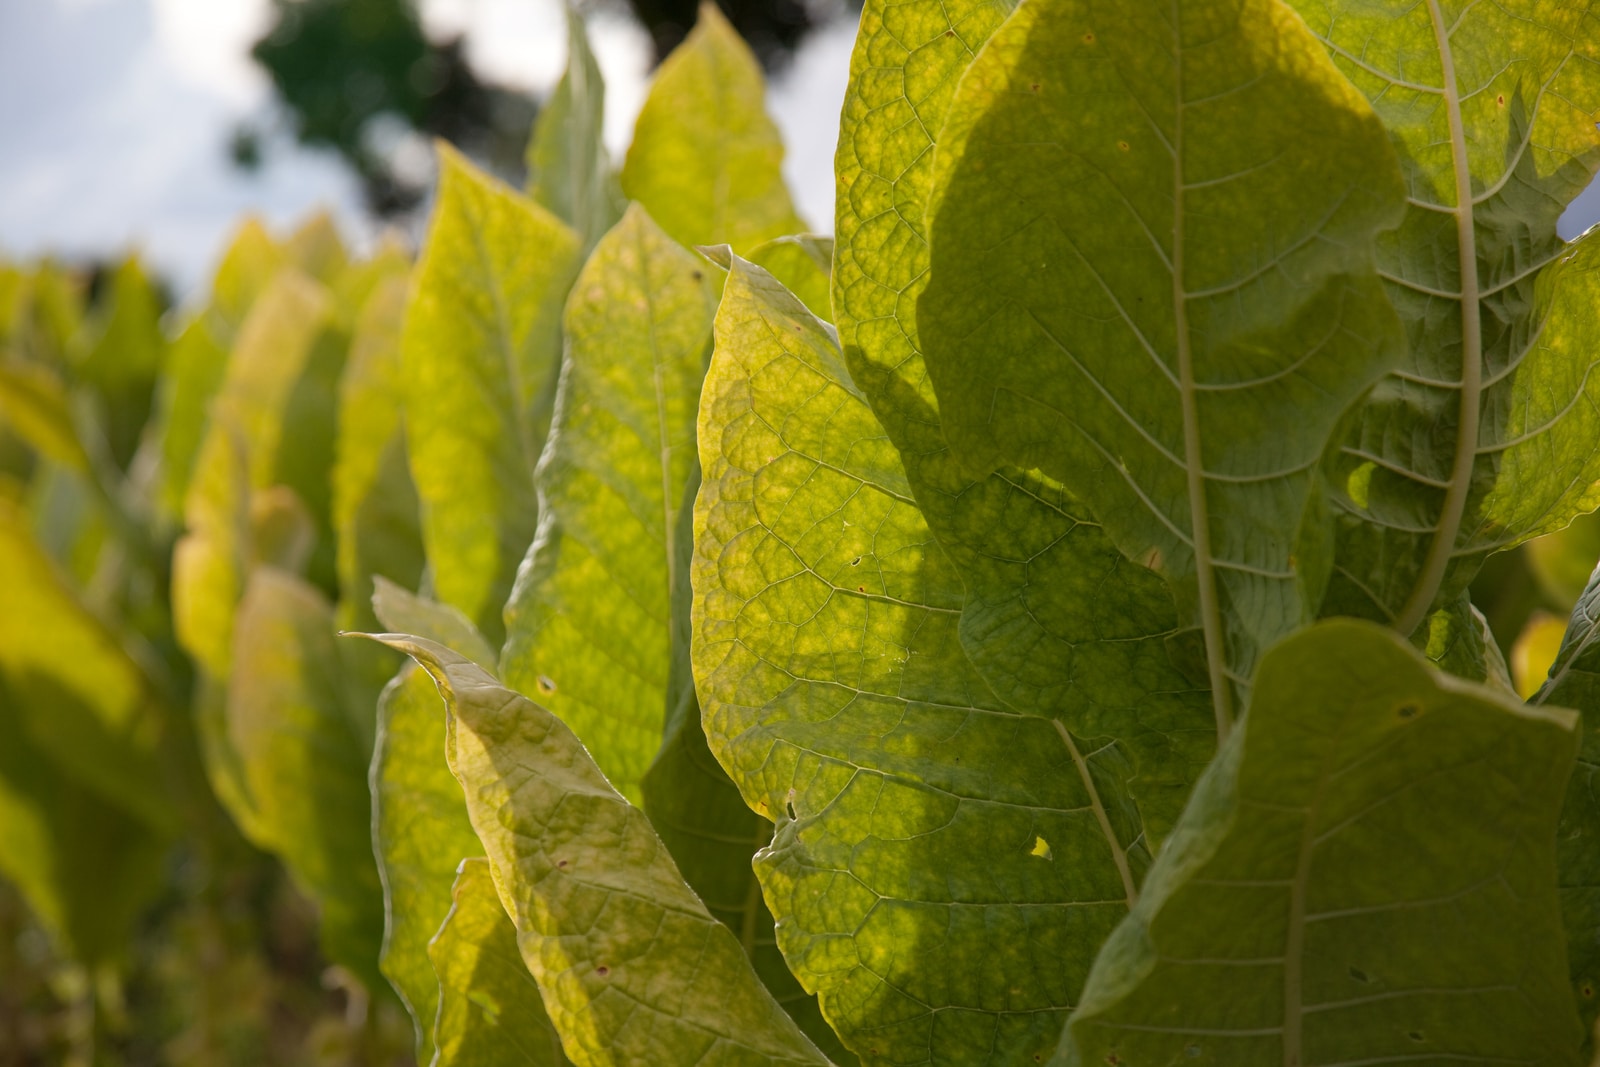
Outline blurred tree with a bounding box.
[628,0,822,67]
[248,0,537,216]
[244,0,852,219]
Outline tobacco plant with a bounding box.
[4,0,1600,1064]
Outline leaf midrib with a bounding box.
[1393,0,1484,638]
[1168,0,1233,742]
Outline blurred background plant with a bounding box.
[0,5,853,1063]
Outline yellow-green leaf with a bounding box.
[375,634,831,1067]
[429,857,573,1065]
[403,145,581,638]
[620,3,805,253]
[1059,620,1583,1066]
[501,203,719,800]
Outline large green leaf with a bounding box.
[430,857,573,1065]
[372,665,484,1060]
[369,579,493,1056]
[619,2,805,252]
[832,0,1214,848]
[173,268,333,678]
[403,145,581,639]
[333,272,424,632]
[694,258,1154,1065]
[1287,2,1600,639]
[1533,565,1600,1033]
[226,566,385,990]
[916,0,1407,733]
[528,6,621,252]
[501,203,719,801]
[1058,619,1583,1066]
[373,634,831,1067]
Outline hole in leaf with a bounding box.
[857,585,866,592]
[850,556,861,566]
[537,675,557,694]
[1030,836,1052,860]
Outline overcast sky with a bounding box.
[1,0,1597,307]
[0,0,854,301]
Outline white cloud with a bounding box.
[150,0,272,104]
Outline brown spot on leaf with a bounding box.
[1118,140,1131,152]
[596,966,609,977]
[1083,31,1095,43]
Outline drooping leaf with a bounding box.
[1059,619,1583,1066]
[371,664,484,1060]
[173,268,333,677]
[747,235,832,321]
[1290,1,1600,638]
[403,144,581,640]
[620,2,805,253]
[1534,566,1600,1033]
[226,566,385,990]
[528,6,621,251]
[429,857,573,1066]
[694,258,1151,1064]
[372,576,497,673]
[373,634,831,1067]
[333,272,424,632]
[501,203,719,800]
[917,0,1407,732]
[831,0,1214,849]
